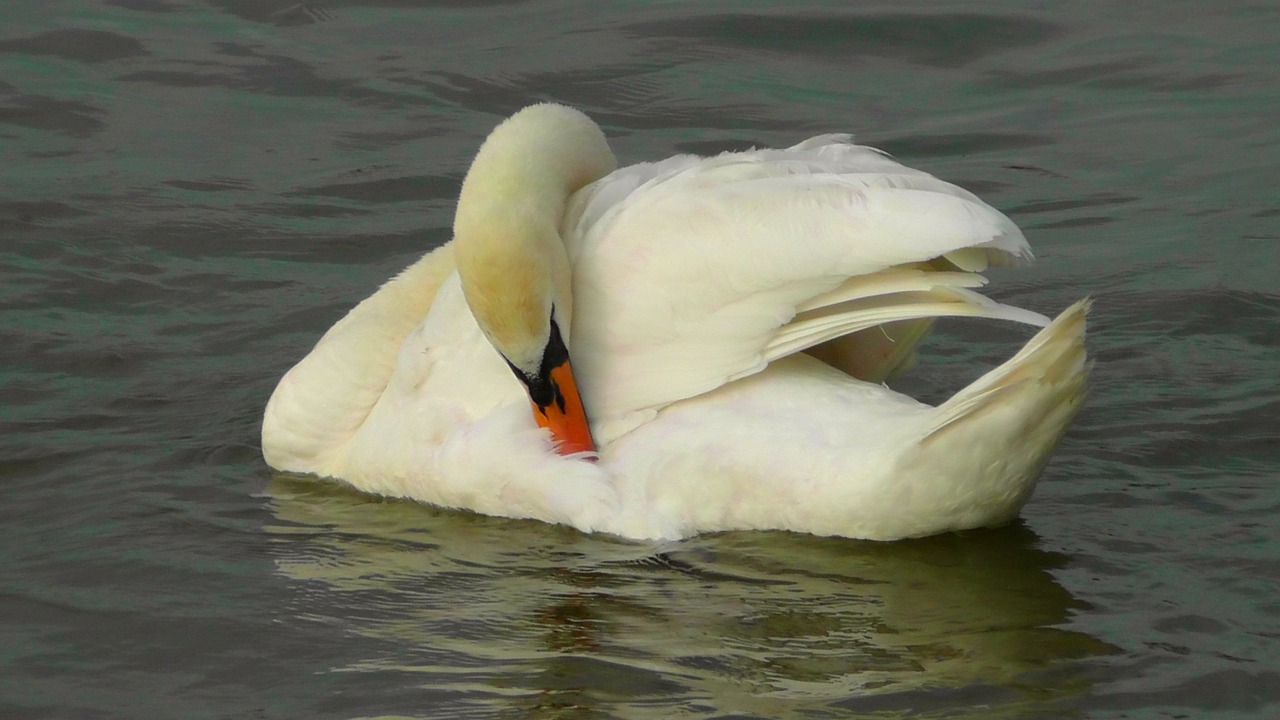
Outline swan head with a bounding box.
[453,104,616,456]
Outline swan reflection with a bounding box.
[265,474,1114,718]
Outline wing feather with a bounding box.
[562,136,1041,438]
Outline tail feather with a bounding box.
[926,297,1092,442]
[879,298,1091,534]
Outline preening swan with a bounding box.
[262,104,1090,541]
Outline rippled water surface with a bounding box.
[4,1,1279,718]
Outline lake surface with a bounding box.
[3,1,1278,718]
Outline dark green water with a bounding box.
[3,1,1278,718]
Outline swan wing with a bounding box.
[563,136,1040,438]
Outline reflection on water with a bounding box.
[265,474,1114,718]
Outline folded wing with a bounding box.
[562,136,1044,441]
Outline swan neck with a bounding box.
[453,104,616,373]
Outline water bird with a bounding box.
[262,103,1090,540]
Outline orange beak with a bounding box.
[533,357,597,456]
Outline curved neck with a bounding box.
[453,104,616,373]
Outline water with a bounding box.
[3,1,1278,718]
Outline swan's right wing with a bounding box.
[563,137,1043,441]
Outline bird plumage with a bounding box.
[262,104,1089,541]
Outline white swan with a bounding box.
[262,104,1090,541]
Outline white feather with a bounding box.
[262,105,1090,541]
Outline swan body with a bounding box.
[262,104,1089,541]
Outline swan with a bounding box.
[262,103,1090,541]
